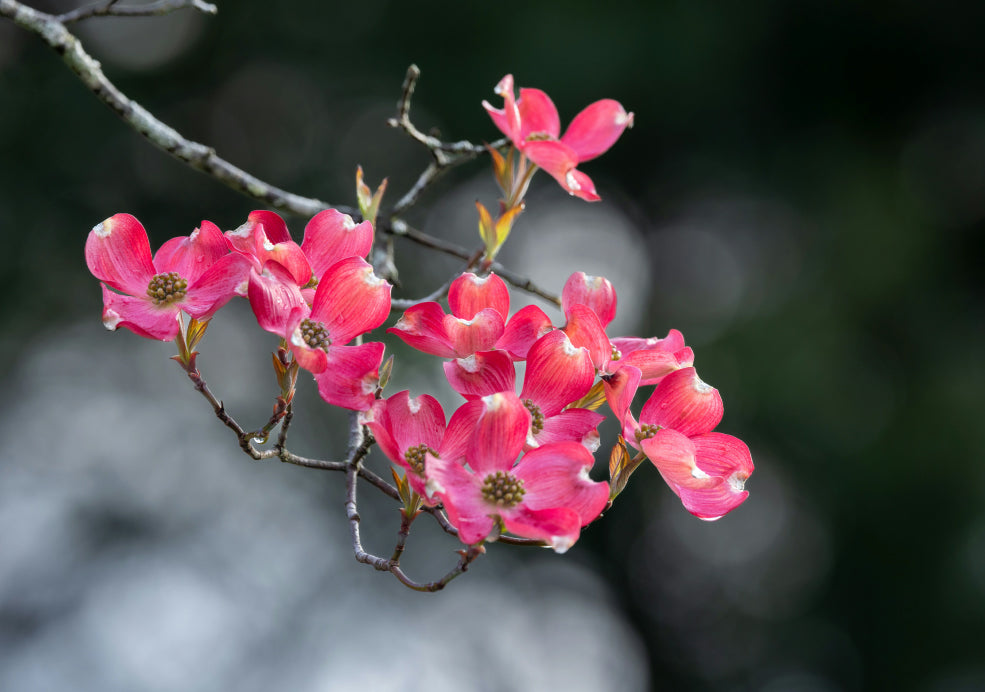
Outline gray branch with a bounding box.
[0,0,347,219]
[58,0,216,24]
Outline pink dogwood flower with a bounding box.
[443,330,603,451]
[483,74,634,201]
[285,257,391,411]
[299,209,374,300]
[389,272,536,360]
[85,213,247,341]
[425,392,608,552]
[362,390,446,497]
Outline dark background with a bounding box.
[2,1,985,690]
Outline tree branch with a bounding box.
[58,0,216,24]
[0,0,348,219]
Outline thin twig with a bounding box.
[386,64,507,216]
[59,0,216,24]
[383,218,560,306]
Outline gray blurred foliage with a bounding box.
[2,1,985,690]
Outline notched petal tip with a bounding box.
[550,535,574,554]
[102,307,122,330]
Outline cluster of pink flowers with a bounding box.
[84,73,753,555]
[84,208,391,411]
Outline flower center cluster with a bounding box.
[404,444,437,476]
[299,319,332,351]
[610,345,622,361]
[635,423,661,442]
[481,470,526,508]
[146,271,187,305]
[523,399,544,435]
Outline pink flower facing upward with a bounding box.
[85,213,247,340]
[626,367,754,520]
[425,392,609,552]
[285,257,391,411]
[483,74,634,201]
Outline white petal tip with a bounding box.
[550,536,573,554]
[92,221,110,238]
[102,309,122,330]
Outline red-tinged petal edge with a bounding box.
[560,99,634,162]
[312,342,385,411]
[85,213,156,296]
[100,284,180,341]
[248,210,292,244]
[448,272,510,320]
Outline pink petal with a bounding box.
[618,348,691,386]
[466,392,529,475]
[641,428,703,488]
[257,229,312,287]
[85,213,156,296]
[523,139,578,181]
[691,432,755,482]
[285,306,329,374]
[153,220,228,285]
[182,253,251,320]
[376,390,446,461]
[247,210,292,244]
[388,303,456,357]
[561,99,634,162]
[301,209,374,280]
[520,330,594,416]
[447,272,510,320]
[517,87,561,142]
[639,367,724,437]
[603,364,641,429]
[444,308,505,358]
[498,305,555,360]
[247,264,307,335]
[500,505,582,553]
[642,429,751,520]
[514,441,608,525]
[562,272,617,327]
[438,399,485,463]
[444,350,516,400]
[312,342,385,411]
[533,408,605,450]
[482,74,522,146]
[612,329,686,356]
[424,455,493,543]
[100,284,180,341]
[310,257,391,345]
[561,168,600,202]
[563,304,611,373]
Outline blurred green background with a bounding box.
[2,1,984,690]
